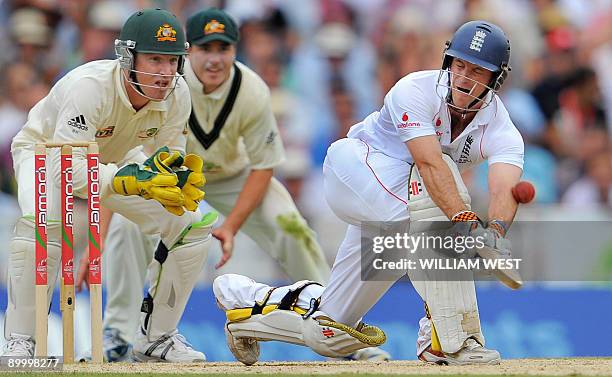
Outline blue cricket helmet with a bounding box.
[442,20,511,91]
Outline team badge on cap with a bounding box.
[156,23,177,41]
[204,19,225,35]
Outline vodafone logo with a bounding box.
[436,118,442,127]
[397,112,421,128]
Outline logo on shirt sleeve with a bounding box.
[95,126,115,138]
[265,131,277,145]
[67,115,88,132]
[396,112,421,129]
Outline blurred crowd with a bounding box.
[0,0,610,214]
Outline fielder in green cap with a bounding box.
[3,8,216,363]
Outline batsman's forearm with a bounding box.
[417,160,469,219]
[223,169,273,234]
[487,163,521,224]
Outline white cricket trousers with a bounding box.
[319,138,412,326]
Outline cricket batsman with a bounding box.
[213,20,525,365]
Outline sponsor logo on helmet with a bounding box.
[156,23,177,42]
[204,19,225,35]
[137,127,159,139]
[469,30,487,52]
[95,126,115,138]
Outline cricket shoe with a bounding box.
[132,330,205,363]
[225,325,259,365]
[419,338,500,365]
[343,347,391,361]
[1,334,35,357]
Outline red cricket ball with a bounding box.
[511,181,536,204]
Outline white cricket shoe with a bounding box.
[419,338,500,365]
[225,325,259,365]
[344,347,391,361]
[1,334,35,357]
[132,330,205,363]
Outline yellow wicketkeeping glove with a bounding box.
[113,147,185,215]
[144,147,187,215]
[112,164,184,206]
[175,154,206,211]
[137,147,205,215]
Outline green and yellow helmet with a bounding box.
[115,8,189,100]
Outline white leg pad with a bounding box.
[227,310,305,346]
[5,218,61,339]
[142,216,215,340]
[410,275,483,353]
[404,154,483,353]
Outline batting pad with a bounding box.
[302,312,386,358]
[407,154,471,223]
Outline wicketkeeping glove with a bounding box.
[144,147,206,215]
[175,154,206,211]
[112,147,185,215]
[143,147,188,215]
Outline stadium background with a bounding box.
[0,0,610,361]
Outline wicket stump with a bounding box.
[34,142,103,363]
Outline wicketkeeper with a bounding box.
[2,9,220,362]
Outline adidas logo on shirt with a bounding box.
[67,115,88,131]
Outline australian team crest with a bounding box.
[156,23,177,41]
[137,127,159,139]
[204,19,225,35]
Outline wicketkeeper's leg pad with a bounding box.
[5,218,61,339]
[141,212,217,340]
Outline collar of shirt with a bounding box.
[113,60,169,114]
[184,58,235,100]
